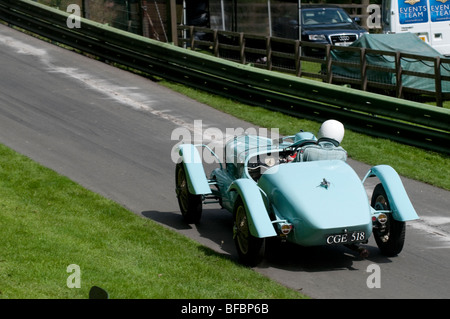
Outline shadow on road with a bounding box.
[141,208,394,273]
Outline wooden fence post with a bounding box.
[360,47,367,91]
[326,45,332,84]
[166,0,177,45]
[294,40,301,76]
[239,32,245,64]
[395,51,403,98]
[189,25,195,49]
[435,56,443,107]
[266,36,272,71]
[213,29,219,57]
[82,0,90,19]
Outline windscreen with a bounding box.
[302,8,353,26]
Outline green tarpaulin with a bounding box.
[330,33,450,93]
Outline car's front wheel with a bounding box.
[371,183,406,256]
[233,198,264,266]
[175,162,202,224]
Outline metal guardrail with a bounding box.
[0,0,449,155]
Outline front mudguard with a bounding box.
[178,144,211,195]
[228,179,277,238]
[363,165,419,222]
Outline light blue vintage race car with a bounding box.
[175,125,419,266]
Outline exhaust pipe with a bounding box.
[345,244,369,258]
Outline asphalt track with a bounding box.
[1,24,449,299]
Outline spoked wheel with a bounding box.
[371,183,406,256]
[175,162,202,224]
[233,198,264,266]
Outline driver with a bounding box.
[297,119,348,162]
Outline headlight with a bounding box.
[308,34,326,41]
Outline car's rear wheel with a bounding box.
[371,183,406,256]
[233,198,264,266]
[175,162,202,224]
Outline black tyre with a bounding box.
[371,183,406,256]
[175,162,202,224]
[233,197,264,266]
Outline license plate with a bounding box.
[334,42,353,46]
[326,231,365,245]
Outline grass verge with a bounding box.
[0,144,305,299]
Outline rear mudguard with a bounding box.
[228,179,277,238]
[363,165,419,222]
[178,144,211,195]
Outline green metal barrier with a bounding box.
[1,0,449,154]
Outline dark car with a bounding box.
[274,5,368,56]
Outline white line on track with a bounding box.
[0,35,210,140]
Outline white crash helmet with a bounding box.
[317,120,345,146]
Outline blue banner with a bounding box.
[429,0,450,22]
[398,0,428,24]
